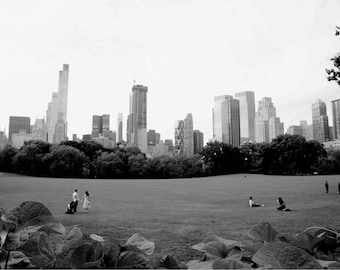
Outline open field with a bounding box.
[0,173,340,264]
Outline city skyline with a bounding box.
[0,0,340,143]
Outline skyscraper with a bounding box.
[183,113,194,156]
[128,84,148,153]
[117,113,123,142]
[331,99,340,140]
[193,130,204,155]
[92,114,110,138]
[46,64,69,143]
[32,118,47,141]
[54,113,67,143]
[174,120,184,155]
[254,97,283,143]
[213,95,240,146]
[235,91,255,143]
[312,99,329,142]
[8,116,31,141]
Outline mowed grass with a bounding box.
[0,173,340,263]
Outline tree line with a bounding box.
[0,134,339,178]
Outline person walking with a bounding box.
[72,189,80,212]
[82,191,91,212]
[325,181,329,193]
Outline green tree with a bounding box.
[201,141,244,175]
[96,152,125,178]
[12,140,51,176]
[326,26,340,85]
[42,145,88,177]
[0,145,18,173]
[128,153,149,178]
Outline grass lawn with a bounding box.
[0,173,340,264]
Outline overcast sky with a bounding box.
[1,0,340,143]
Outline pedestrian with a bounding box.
[277,197,292,211]
[82,191,91,212]
[72,189,80,212]
[325,181,329,193]
[249,196,264,207]
[338,183,340,194]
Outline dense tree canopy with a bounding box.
[326,26,340,85]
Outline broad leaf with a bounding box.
[38,222,65,235]
[66,226,83,241]
[22,215,59,228]
[227,246,243,260]
[212,258,249,269]
[192,234,237,252]
[70,242,104,269]
[317,259,340,269]
[253,242,322,269]
[237,239,263,254]
[125,233,155,255]
[291,232,322,253]
[248,222,278,242]
[187,259,214,269]
[90,233,105,242]
[117,251,150,268]
[1,201,52,229]
[159,255,182,269]
[102,242,120,268]
[201,241,228,259]
[0,250,33,269]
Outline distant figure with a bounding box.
[325,181,329,193]
[338,183,340,194]
[277,197,292,211]
[249,197,264,207]
[72,189,80,212]
[82,191,91,212]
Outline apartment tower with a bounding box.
[312,99,329,142]
[331,99,340,140]
[235,91,255,144]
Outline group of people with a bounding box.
[66,189,91,214]
[249,196,292,211]
[324,181,340,194]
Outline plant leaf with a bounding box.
[66,226,83,241]
[317,259,340,269]
[117,251,150,268]
[70,242,104,269]
[212,258,249,269]
[253,242,322,269]
[248,222,278,242]
[125,233,155,255]
[227,246,243,260]
[90,233,105,242]
[187,259,214,269]
[38,222,65,235]
[201,241,228,259]
[291,232,322,253]
[102,241,120,268]
[192,234,238,252]
[0,250,33,268]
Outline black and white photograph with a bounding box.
[0,0,340,268]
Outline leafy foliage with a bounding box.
[326,26,340,85]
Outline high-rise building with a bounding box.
[8,116,31,141]
[32,118,47,141]
[46,64,69,143]
[193,130,204,155]
[147,129,156,146]
[128,85,148,153]
[255,97,283,143]
[213,95,240,146]
[92,114,110,139]
[117,113,123,142]
[183,113,194,156]
[331,99,340,140]
[0,131,8,150]
[174,120,184,155]
[235,91,255,144]
[312,99,329,142]
[54,113,67,143]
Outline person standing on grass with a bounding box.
[325,181,329,193]
[82,191,91,212]
[72,189,80,212]
[249,197,264,207]
[338,183,340,194]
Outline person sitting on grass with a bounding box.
[277,197,292,211]
[249,196,264,207]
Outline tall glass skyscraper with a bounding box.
[331,99,340,140]
[117,113,123,142]
[46,64,69,143]
[127,85,148,153]
[235,91,255,144]
[312,99,329,142]
[213,95,240,146]
[8,116,30,141]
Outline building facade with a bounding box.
[235,91,255,144]
[8,116,31,142]
[193,130,204,155]
[117,113,123,142]
[213,95,240,146]
[174,120,185,155]
[127,85,148,153]
[92,114,110,139]
[183,113,194,156]
[46,64,69,143]
[32,118,47,141]
[312,99,329,142]
[331,99,340,140]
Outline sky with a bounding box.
[1,0,340,144]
